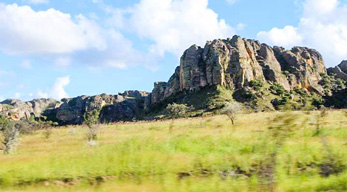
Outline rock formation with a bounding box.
[151,35,327,104]
[328,60,347,81]
[0,99,59,120]
[1,35,346,124]
[0,91,149,124]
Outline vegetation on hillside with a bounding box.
[146,73,346,120]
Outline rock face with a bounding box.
[0,99,59,120]
[50,91,149,124]
[151,35,327,104]
[0,91,149,124]
[328,60,347,81]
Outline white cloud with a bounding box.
[48,76,70,100]
[35,76,70,100]
[257,26,302,48]
[0,96,4,102]
[257,0,347,67]
[27,0,49,5]
[303,0,338,16]
[0,3,106,55]
[21,60,31,69]
[0,3,143,69]
[73,29,144,69]
[115,0,235,56]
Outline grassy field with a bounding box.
[0,110,346,192]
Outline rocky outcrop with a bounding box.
[258,45,290,90]
[328,60,347,81]
[50,91,149,124]
[0,99,59,120]
[273,46,326,93]
[0,91,149,124]
[151,35,327,104]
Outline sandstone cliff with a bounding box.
[151,35,327,104]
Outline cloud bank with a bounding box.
[35,76,70,100]
[0,3,105,55]
[0,1,236,70]
[49,76,70,100]
[118,0,235,56]
[0,3,140,69]
[257,0,347,67]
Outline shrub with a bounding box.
[0,115,21,155]
[270,83,286,95]
[221,102,242,125]
[166,103,189,119]
[249,80,264,91]
[244,90,257,101]
[320,73,346,95]
[312,95,324,108]
[294,88,307,96]
[83,109,100,142]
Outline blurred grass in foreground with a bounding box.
[0,110,346,192]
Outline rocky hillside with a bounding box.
[1,35,346,124]
[0,91,149,125]
[150,35,328,104]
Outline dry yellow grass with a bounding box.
[0,110,346,191]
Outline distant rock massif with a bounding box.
[0,91,149,124]
[328,60,347,81]
[1,35,346,124]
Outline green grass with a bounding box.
[0,110,346,191]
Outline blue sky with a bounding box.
[0,0,347,101]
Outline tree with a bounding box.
[166,103,189,119]
[166,103,189,133]
[83,109,100,142]
[222,102,242,125]
[0,115,21,155]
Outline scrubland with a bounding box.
[0,110,346,192]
